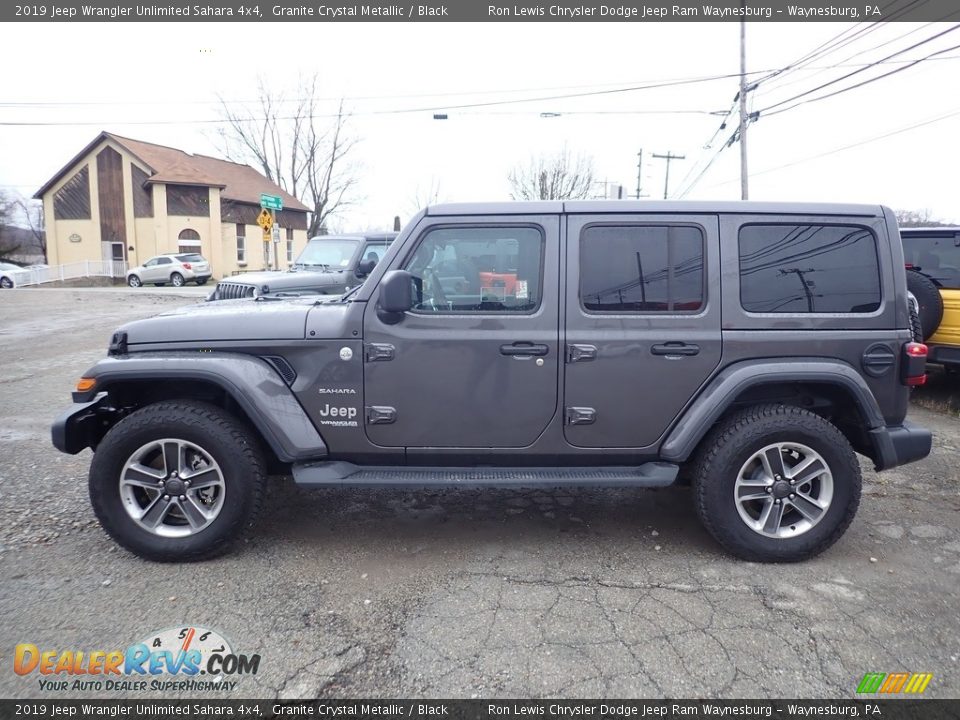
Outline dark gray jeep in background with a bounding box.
[52,201,932,563]
[210,232,396,300]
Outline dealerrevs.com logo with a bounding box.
[14,626,260,693]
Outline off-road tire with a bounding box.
[909,298,923,343]
[906,269,943,341]
[89,401,266,562]
[170,272,185,287]
[691,403,861,562]
[127,275,142,288]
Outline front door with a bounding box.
[563,214,722,448]
[363,216,560,448]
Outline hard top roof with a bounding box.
[425,200,885,217]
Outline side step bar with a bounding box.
[292,461,678,489]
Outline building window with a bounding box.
[53,166,91,220]
[286,228,294,264]
[580,225,705,313]
[166,185,210,217]
[178,228,201,255]
[236,223,246,263]
[739,224,881,313]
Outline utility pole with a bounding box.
[738,14,749,200]
[652,151,686,199]
[635,149,643,199]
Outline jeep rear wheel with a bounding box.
[691,404,861,562]
[89,401,265,562]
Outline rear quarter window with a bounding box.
[739,223,881,314]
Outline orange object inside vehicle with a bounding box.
[478,272,518,294]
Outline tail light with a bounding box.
[902,342,928,386]
[181,262,192,270]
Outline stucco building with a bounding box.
[35,132,311,279]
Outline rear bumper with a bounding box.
[869,420,933,471]
[51,393,110,454]
[927,343,960,367]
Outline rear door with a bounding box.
[563,214,722,448]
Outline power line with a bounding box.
[700,106,960,190]
[756,23,960,116]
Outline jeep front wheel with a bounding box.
[89,401,265,562]
[691,404,861,562]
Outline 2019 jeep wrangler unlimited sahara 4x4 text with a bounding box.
[52,201,932,563]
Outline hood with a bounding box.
[120,298,317,345]
[220,269,347,291]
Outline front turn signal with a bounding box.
[76,377,97,392]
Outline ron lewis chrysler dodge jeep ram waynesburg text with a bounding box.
[52,201,932,563]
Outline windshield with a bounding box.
[294,239,359,269]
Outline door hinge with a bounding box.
[565,407,597,425]
[364,343,395,362]
[566,344,597,363]
[366,406,397,425]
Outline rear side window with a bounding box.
[902,232,960,290]
[739,224,881,314]
[580,225,705,313]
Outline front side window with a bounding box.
[739,224,881,313]
[361,241,391,265]
[404,226,543,313]
[580,225,704,313]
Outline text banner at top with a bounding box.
[6,0,960,22]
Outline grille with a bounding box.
[215,282,256,300]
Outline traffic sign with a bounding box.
[256,209,273,231]
[262,228,271,242]
[260,193,283,211]
[272,225,281,242]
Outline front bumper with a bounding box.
[51,393,110,454]
[869,420,933,471]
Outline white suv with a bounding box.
[127,253,211,288]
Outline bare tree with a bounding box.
[407,177,444,216]
[895,208,948,228]
[0,192,21,259]
[13,197,46,261]
[508,147,596,201]
[216,75,361,237]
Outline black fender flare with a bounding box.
[72,352,327,462]
[660,358,886,463]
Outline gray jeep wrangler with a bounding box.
[210,233,396,300]
[52,201,932,563]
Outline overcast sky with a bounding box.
[2,21,959,230]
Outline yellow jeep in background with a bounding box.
[901,226,960,371]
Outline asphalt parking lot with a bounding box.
[1,288,958,700]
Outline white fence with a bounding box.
[7,260,128,287]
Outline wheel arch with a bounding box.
[662,359,886,465]
[72,353,327,465]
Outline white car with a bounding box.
[0,262,28,289]
[127,253,211,288]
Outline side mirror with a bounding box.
[356,258,377,277]
[377,270,413,321]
